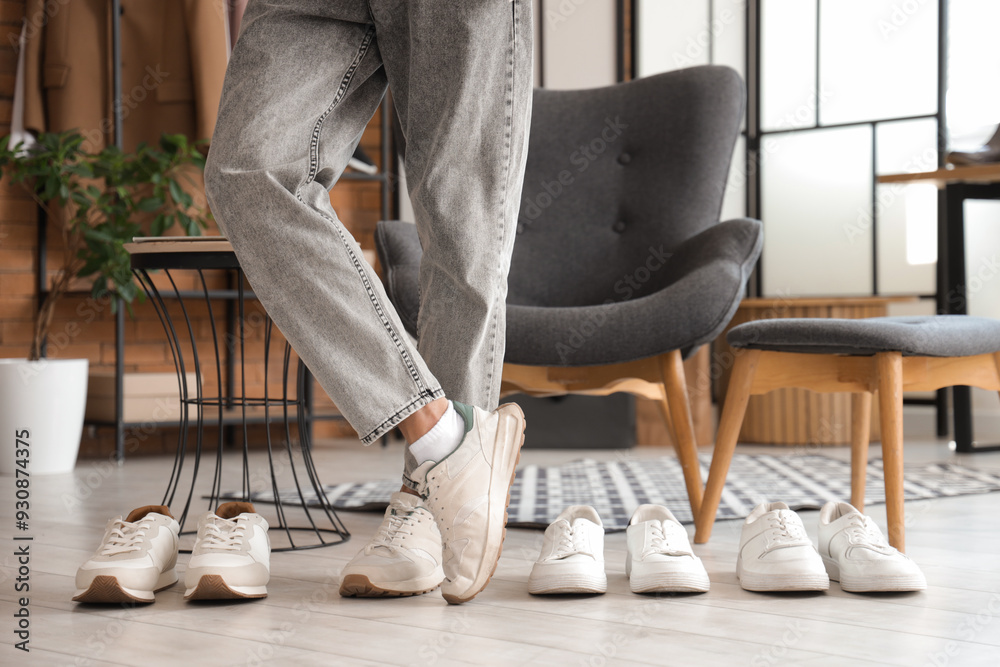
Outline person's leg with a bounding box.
[204,0,445,444]
[208,0,531,605]
[373,0,534,411]
[369,0,534,604]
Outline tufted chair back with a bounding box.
[507,66,744,308]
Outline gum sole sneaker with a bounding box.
[626,504,709,594]
[819,501,926,593]
[73,505,180,604]
[184,574,265,600]
[529,505,607,595]
[339,491,444,598]
[184,502,270,600]
[737,502,829,592]
[72,574,178,604]
[410,401,526,605]
[339,574,440,598]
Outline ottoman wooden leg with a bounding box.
[850,392,873,511]
[876,351,906,552]
[695,349,761,544]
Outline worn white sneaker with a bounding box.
[339,491,445,597]
[73,505,180,603]
[528,506,607,595]
[409,401,526,604]
[737,502,829,592]
[818,501,926,592]
[626,504,710,593]
[184,502,270,600]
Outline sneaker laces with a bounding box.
[644,521,693,558]
[200,516,247,552]
[100,518,152,556]
[844,515,894,553]
[370,508,416,552]
[766,512,810,546]
[550,521,594,559]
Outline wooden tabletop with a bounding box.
[126,236,379,267]
[125,236,235,254]
[877,162,1000,185]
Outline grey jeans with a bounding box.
[204,0,533,444]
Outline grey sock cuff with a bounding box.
[402,447,419,484]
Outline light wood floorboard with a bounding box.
[2,407,1000,666]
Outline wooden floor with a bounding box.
[3,407,1000,666]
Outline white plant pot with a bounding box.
[0,358,88,475]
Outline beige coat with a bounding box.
[23,0,229,152]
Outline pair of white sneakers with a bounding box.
[340,401,527,604]
[737,501,926,593]
[73,502,271,603]
[528,504,711,595]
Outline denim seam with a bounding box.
[305,26,376,183]
[295,25,431,396]
[360,387,445,445]
[484,0,519,402]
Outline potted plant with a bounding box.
[0,131,212,474]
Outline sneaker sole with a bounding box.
[838,574,927,593]
[629,571,711,594]
[72,571,177,604]
[184,574,268,600]
[442,403,526,605]
[823,555,926,592]
[339,574,441,598]
[528,572,607,595]
[737,556,829,592]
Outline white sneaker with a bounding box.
[819,501,926,592]
[339,491,445,597]
[73,505,180,603]
[528,506,607,595]
[626,504,710,593]
[409,401,526,604]
[184,502,270,600]
[737,502,829,592]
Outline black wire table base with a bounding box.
[131,256,350,553]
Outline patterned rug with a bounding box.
[217,454,1000,531]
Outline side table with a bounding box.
[126,237,349,551]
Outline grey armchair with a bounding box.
[375,66,762,518]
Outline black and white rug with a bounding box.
[218,454,1000,531]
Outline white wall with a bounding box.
[634,0,746,220]
[539,0,616,89]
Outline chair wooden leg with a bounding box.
[850,392,873,511]
[694,349,761,544]
[659,349,703,519]
[876,351,905,552]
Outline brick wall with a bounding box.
[0,3,388,457]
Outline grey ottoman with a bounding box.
[695,315,1000,551]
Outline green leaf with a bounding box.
[137,196,164,212]
[83,227,117,244]
[76,256,104,278]
[168,178,192,208]
[42,176,58,201]
[151,214,168,237]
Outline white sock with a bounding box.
[406,401,465,466]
